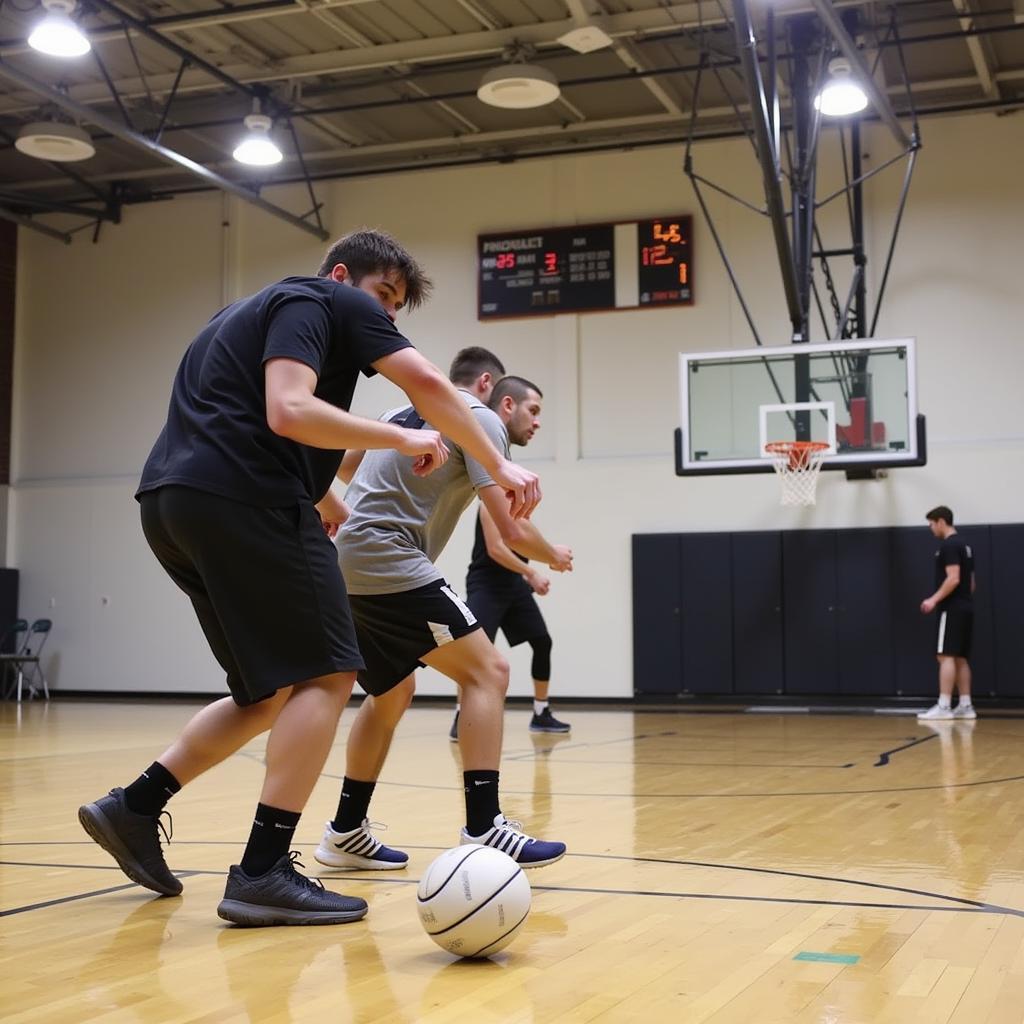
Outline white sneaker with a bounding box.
[314,819,408,870]
[953,703,977,720]
[917,703,954,720]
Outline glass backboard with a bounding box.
[676,338,925,474]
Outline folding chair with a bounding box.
[0,619,52,702]
[0,619,28,700]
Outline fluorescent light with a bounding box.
[28,0,90,58]
[233,113,283,166]
[814,58,868,117]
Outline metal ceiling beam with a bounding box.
[949,0,997,96]
[0,59,329,240]
[0,207,71,243]
[809,0,913,149]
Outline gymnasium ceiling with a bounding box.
[0,0,1021,238]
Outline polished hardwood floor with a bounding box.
[3,700,1024,1023]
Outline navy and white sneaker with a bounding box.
[529,708,571,734]
[314,818,408,870]
[460,813,566,868]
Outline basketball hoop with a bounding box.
[764,441,829,506]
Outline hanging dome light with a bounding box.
[814,58,869,117]
[477,64,560,109]
[15,119,95,161]
[27,0,91,58]
[232,113,283,166]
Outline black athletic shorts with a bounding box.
[936,606,973,658]
[348,579,481,697]
[140,485,363,706]
[465,578,549,647]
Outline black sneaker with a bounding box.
[217,851,368,926]
[449,710,460,742]
[78,787,182,897]
[529,708,571,734]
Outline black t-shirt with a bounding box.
[467,510,530,594]
[934,533,974,610]
[137,277,412,506]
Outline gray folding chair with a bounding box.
[0,619,52,701]
[0,619,28,700]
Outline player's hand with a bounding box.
[493,459,541,519]
[397,428,449,476]
[920,597,936,614]
[315,492,350,539]
[548,545,573,573]
[526,571,551,596]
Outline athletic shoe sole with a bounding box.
[78,803,182,897]
[529,725,571,733]
[517,851,566,869]
[313,847,408,870]
[216,899,367,927]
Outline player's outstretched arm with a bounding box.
[265,357,449,470]
[479,504,551,594]
[479,486,572,571]
[373,348,541,518]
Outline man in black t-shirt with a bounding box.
[77,230,541,927]
[917,505,977,721]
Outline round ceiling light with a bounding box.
[477,64,560,109]
[15,121,95,162]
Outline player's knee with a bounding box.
[481,653,510,696]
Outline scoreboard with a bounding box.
[477,216,692,319]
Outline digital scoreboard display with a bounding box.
[478,216,692,319]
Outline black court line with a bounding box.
[320,770,1024,799]
[505,756,857,769]
[6,849,1021,920]
[874,733,938,767]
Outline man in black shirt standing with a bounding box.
[77,230,540,926]
[450,374,574,741]
[917,505,977,721]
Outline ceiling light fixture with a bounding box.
[15,119,95,162]
[232,112,283,166]
[477,64,560,109]
[27,0,91,58]
[557,22,614,54]
[814,57,869,117]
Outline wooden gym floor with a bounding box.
[3,700,1024,1023]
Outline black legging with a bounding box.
[529,634,552,682]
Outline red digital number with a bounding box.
[653,221,683,244]
[543,252,558,274]
[496,253,516,270]
[642,244,673,266]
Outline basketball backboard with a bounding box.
[676,338,926,475]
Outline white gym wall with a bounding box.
[9,110,1023,698]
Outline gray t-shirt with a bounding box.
[339,391,510,595]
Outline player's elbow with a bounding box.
[266,392,308,439]
[497,520,528,548]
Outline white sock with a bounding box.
[534,700,548,716]
[958,697,972,707]
[938,697,952,710]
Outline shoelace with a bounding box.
[284,851,326,892]
[156,810,173,847]
[497,817,534,842]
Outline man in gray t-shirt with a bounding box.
[313,350,572,871]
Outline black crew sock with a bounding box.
[332,777,376,833]
[123,761,181,816]
[463,770,500,836]
[239,803,301,877]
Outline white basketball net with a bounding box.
[765,442,828,506]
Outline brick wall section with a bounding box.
[0,221,14,485]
